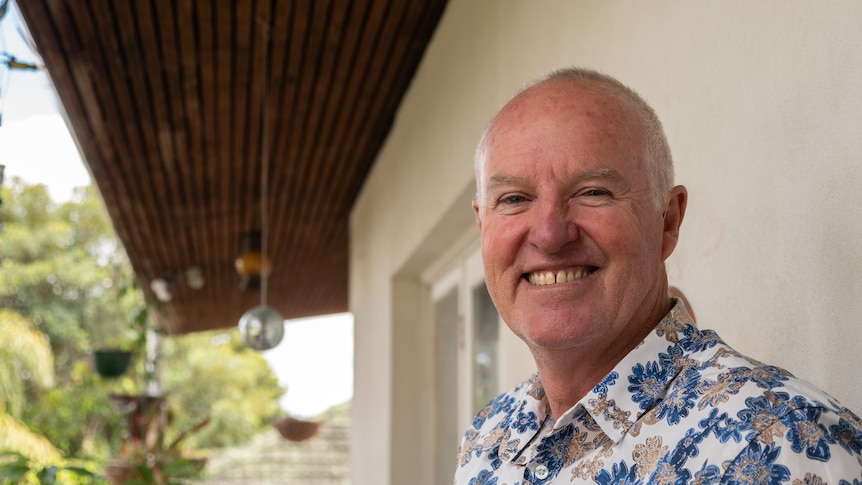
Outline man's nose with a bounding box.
[528,198,578,254]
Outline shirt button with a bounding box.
[535,464,549,479]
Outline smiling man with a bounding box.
[454,68,862,484]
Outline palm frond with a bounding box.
[0,414,61,463]
[0,309,54,416]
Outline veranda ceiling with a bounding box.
[17,0,448,334]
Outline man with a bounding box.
[455,67,862,484]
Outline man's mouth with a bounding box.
[526,267,595,286]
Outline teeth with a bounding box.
[529,269,590,286]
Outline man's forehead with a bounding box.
[492,83,636,139]
[507,78,618,112]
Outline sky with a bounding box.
[1,4,353,419]
[264,314,354,418]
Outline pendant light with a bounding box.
[238,19,284,351]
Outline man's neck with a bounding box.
[532,297,671,419]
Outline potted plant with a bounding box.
[104,399,210,485]
[92,277,150,379]
[92,348,134,379]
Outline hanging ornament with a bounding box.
[238,19,283,350]
[238,305,285,351]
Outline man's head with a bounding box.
[472,67,687,357]
[476,68,675,214]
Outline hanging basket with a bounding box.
[273,416,321,442]
[92,349,133,378]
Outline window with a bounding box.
[428,246,503,475]
[472,282,499,408]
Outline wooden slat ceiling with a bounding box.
[17,0,448,335]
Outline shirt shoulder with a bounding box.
[591,301,862,483]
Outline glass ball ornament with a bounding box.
[238,305,285,350]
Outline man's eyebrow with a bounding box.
[486,173,526,190]
[579,167,630,189]
[486,168,628,189]
[580,167,625,182]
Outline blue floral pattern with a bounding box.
[454,301,862,484]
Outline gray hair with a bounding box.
[474,67,674,213]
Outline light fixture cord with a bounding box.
[259,18,272,307]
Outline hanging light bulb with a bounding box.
[235,231,272,291]
[235,250,271,278]
[238,305,284,351]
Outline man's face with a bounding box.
[473,81,682,355]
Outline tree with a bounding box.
[0,177,286,466]
[0,180,128,363]
[1,179,129,458]
[162,331,284,450]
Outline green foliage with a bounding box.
[0,310,54,416]
[0,451,98,485]
[163,331,285,449]
[1,178,132,462]
[105,407,210,485]
[0,180,130,361]
[0,178,287,468]
[0,415,61,466]
[22,366,127,458]
[0,309,60,464]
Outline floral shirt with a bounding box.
[454,301,862,484]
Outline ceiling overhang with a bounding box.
[17,0,448,334]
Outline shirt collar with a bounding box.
[580,298,696,442]
[495,298,698,462]
[494,373,550,463]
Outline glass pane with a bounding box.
[434,288,459,483]
[472,282,499,408]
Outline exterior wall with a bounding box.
[350,1,862,484]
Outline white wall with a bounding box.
[350,1,862,483]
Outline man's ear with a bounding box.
[472,199,483,230]
[661,185,687,260]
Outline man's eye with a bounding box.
[582,189,610,197]
[501,195,527,204]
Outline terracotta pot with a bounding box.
[104,457,142,485]
[274,416,321,442]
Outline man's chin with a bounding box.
[516,313,606,351]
